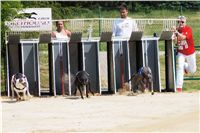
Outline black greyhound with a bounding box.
[74,71,94,99]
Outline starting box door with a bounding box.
[21,41,40,96]
[7,39,40,96]
[129,37,161,92]
[49,40,70,96]
[112,39,130,93]
[82,40,101,94]
[142,37,161,92]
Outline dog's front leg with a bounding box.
[86,85,89,98]
[78,86,84,99]
[73,87,77,96]
[15,91,21,101]
[23,91,26,101]
[132,84,137,93]
[26,82,32,98]
[139,80,146,93]
[11,84,15,100]
[150,81,154,95]
[87,81,94,96]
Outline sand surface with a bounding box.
[1,92,200,133]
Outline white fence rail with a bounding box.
[6,18,178,38]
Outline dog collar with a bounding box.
[138,67,144,75]
[13,82,25,90]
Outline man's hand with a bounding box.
[172,26,177,32]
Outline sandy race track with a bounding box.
[1,92,200,133]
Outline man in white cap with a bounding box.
[172,16,197,92]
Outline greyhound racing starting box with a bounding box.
[49,36,101,96]
[6,34,40,96]
[100,31,161,93]
[110,38,131,93]
[129,32,161,92]
[49,40,70,96]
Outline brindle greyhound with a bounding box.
[128,66,154,95]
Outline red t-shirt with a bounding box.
[177,25,195,55]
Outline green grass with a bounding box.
[39,44,49,88]
[182,52,200,91]
[159,55,166,89]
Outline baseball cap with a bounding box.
[177,16,186,23]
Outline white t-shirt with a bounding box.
[112,17,138,38]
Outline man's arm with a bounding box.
[51,31,56,38]
[65,29,71,37]
[172,26,186,42]
[174,30,186,40]
[112,20,117,37]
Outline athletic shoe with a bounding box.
[176,88,182,92]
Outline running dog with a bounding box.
[128,66,154,95]
[11,73,32,101]
[74,71,94,99]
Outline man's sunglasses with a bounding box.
[177,21,184,23]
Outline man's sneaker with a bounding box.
[176,88,182,92]
[184,69,188,74]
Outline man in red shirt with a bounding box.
[172,16,197,92]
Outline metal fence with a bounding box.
[52,18,178,37]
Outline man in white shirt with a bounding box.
[112,3,138,38]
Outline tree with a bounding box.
[1,1,22,93]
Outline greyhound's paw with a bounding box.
[28,95,33,99]
[127,92,138,96]
[16,97,21,101]
[87,95,92,98]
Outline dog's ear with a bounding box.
[85,71,89,76]
[143,67,151,76]
[22,73,26,78]
[75,72,80,76]
[147,67,152,73]
[12,75,16,83]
